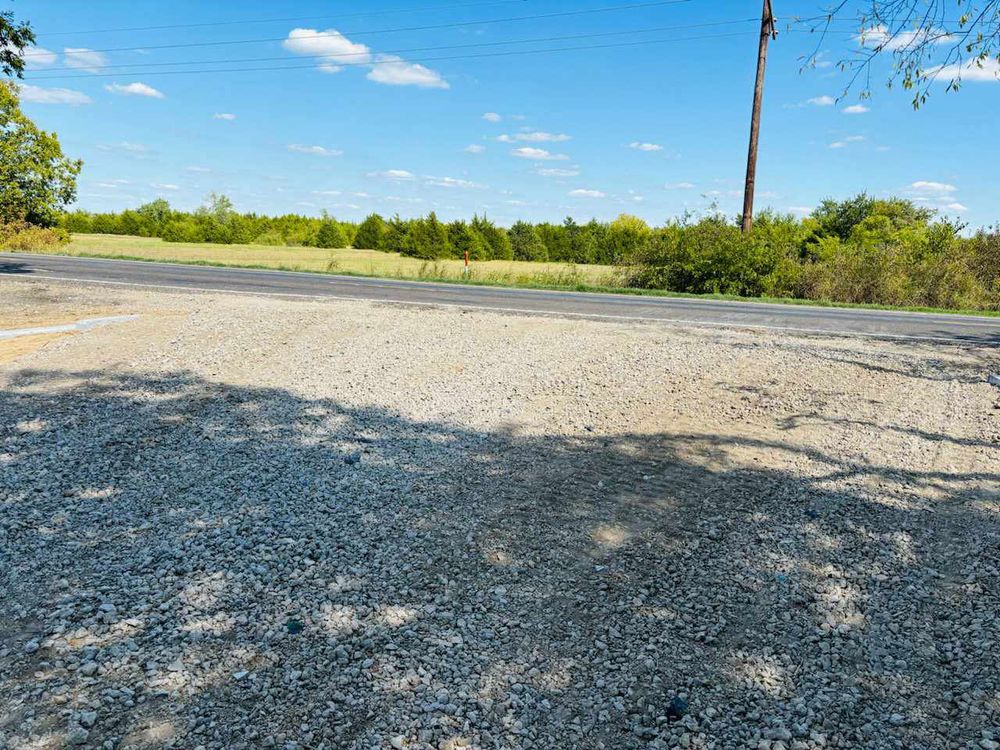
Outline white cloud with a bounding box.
[787,206,813,215]
[665,182,695,189]
[464,144,486,154]
[21,46,57,68]
[482,112,502,122]
[104,82,165,99]
[536,167,580,177]
[97,141,149,153]
[370,169,415,180]
[943,202,968,212]
[930,56,1000,82]
[64,47,107,73]
[498,131,570,143]
[909,180,957,193]
[282,28,371,73]
[628,141,663,152]
[828,135,865,148]
[185,166,211,173]
[150,183,179,191]
[366,54,448,89]
[213,113,236,120]
[425,176,484,189]
[842,104,869,114]
[807,95,835,106]
[17,84,92,105]
[858,25,951,52]
[511,147,569,161]
[569,188,606,198]
[313,190,342,196]
[287,144,342,157]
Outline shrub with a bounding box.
[448,220,488,260]
[0,220,69,250]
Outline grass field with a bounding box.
[55,234,623,287]
[8,233,999,317]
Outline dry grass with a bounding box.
[44,234,622,287]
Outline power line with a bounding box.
[34,0,695,55]
[31,18,757,74]
[27,30,748,82]
[38,0,533,36]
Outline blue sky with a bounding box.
[13,0,1000,227]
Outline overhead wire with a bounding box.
[37,0,534,36]
[28,30,753,82]
[28,0,695,55]
[30,18,759,74]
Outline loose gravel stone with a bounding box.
[1,278,998,750]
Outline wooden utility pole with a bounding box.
[741,0,777,234]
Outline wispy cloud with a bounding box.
[369,169,416,180]
[828,135,865,148]
[64,47,107,73]
[287,144,342,157]
[213,113,236,120]
[929,56,1000,83]
[909,180,957,193]
[150,183,179,191]
[424,176,485,189]
[569,188,605,198]
[628,141,663,152]
[21,46,57,68]
[665,182,695,189]
[535,167,580,177]
[511,147,569,161]
[842,104,869,114]
[17,84,91,105]
[97,141,149,153]
[498,131,570,143]
[367,54,448,89]
[104,82,165,99]
[482,112,502,122]
[464,144,486,154]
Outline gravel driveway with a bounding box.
[1,279,998,750]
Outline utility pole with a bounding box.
[741,0,777,234]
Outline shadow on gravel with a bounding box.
[1,369,997,749]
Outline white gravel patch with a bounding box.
[0,279,998,750]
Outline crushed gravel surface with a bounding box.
[1,278,998,750]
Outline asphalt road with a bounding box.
[3,252,999,345]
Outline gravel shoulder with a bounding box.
[1,278,998,750]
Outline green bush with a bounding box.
[0,220,69,250]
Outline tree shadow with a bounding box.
[1,369,997,749]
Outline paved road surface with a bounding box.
[3,252,999,345]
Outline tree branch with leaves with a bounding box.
[800,1,1000,107]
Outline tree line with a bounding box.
[57,194,1000,311]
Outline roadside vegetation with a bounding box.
[49,195,1000,312]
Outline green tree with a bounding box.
[0,81,82,226]
[315,218,347,248]
[471,215,512,260]
[381,215,410,252]
[509,220,548,261]
[403,212,450,259]
[136,198,172,231]
[354,213,387,249]
[1,9,34,78]
[448,220,488,260]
